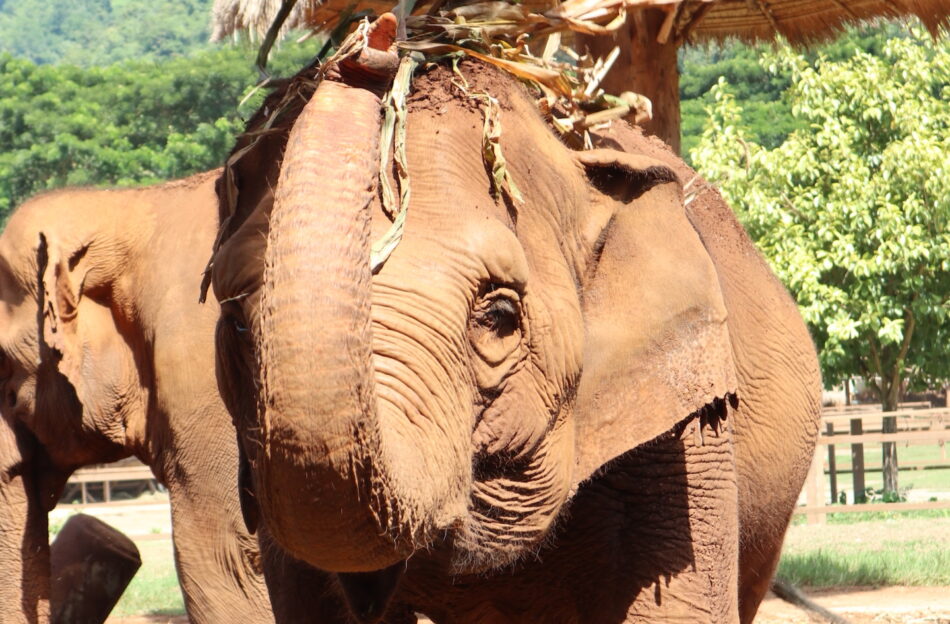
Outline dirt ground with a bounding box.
[110,586,950,623]
[756,586,950,623]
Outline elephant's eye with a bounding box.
[221,302,251,337]
[469,285,523,371]
[484,297,519,337]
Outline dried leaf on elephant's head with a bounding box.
[474,92,524,206]
[399,41,575,98]
[372,54,420,273]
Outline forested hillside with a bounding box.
[0,0,213,66]
[0,0,914,221]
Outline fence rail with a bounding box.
[63,460,157,505]
[796,405,950,523]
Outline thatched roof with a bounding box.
[210,0,950,44]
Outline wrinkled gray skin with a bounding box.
[208,57,821,624]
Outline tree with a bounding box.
[0,41,321,222]
[0,0,213,66]
[691,30,950,496]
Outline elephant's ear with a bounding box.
[37,232,138,427]
[38,232,88,387]
[572,149,738,484]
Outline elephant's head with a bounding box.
[0,195,146,617]
[208,29,737,596]
[0,196,144,500]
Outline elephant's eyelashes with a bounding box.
[0,350,13,408]
[221,302,250,336]
[485,298,519,337]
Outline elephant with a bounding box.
[205,24,821,624]
[0,173,274,623]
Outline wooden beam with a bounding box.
[818,430,948,445]
[656,3,679,43]
[829,0,859,19]
[674,1,714,44]
[754,0,784,36]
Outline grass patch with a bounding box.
[826,508,950,524]
[791,507,950,525]
[111,540,185,617]
[778,542,950,586]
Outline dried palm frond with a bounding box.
[213,0,950,45]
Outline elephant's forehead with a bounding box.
[403,105,497,210]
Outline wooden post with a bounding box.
[576,9,682,153]
[882,414,899,495]
[826,421,837,503]
[850,418,866,503]
[806,446,826,525]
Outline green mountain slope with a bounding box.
[0,0,213,66]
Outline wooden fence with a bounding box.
[62,458,157,505]
[797,405,950,524]
[57,403,950,517]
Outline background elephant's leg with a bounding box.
[257,528,354,623]
[0,423,51,624]
[49,514,141,624]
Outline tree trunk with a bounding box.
[881,383,900,497]
[576,9,682,153]
[49,514,141,624]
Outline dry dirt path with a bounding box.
[756,586,950,623]
[110,586,950,623]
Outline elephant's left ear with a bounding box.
[572,149,738,484]
[38,232,88,386]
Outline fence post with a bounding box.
[850,417,865,503]
[806,446,826,525]
[826,421,837,503]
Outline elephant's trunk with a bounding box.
[256,54,439,572]
[0,450,52,623]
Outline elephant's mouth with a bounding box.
[336,562,405,623]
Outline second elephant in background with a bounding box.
[0,172,273,623]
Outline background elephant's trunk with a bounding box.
[256,74,436,572]
[0,442,52,623]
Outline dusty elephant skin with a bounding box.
[0,174,273,623]
[208,55,821,623]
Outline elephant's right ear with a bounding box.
[572,149,738,484]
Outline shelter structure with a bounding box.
[211,0,950,152]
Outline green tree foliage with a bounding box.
[691,31,950,412]
[0,0,213,66]
[0,43,320,220]
[679,21,907,158]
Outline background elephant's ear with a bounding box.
[572,149,738,484]
[36,232,135,424]
[38,232,87,385]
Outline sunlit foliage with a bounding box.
[692,30,950,407]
